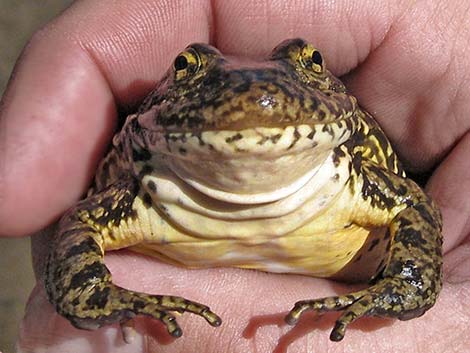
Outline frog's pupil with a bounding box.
[312,51,323,66]
[174,55,188,71]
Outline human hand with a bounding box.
[1,1,468,352]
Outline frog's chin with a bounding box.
[150,123,351,202]
[169,152,328,204]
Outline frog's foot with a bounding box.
[285,277,434,341]
[67,285,222,339]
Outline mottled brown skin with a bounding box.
[45,38,443,342]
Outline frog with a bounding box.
[44,38,443,342]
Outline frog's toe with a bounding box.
[285,292,373,341]
[114,289,222,338]
[61,284,221,341]
[159,311,183,337]
[286,277,437,341]
[285,293,360,326]
[147,293,223,327]
[329,294,375,341]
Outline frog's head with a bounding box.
[132,38,358,203]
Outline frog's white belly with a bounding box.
[108,149,372,277]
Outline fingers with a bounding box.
[213,0,396,70]
[343,0,470,171]
[0,0,212,237]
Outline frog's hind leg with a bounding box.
[44,179,221,339]
[286,169,443,341]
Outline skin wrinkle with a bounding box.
[427,132,470,252]
[0,1,468,349]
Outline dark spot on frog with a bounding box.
[195,133,205,146]
[351,152,362,174]
[65,237,97,259]
[333,147,346,167]
[86,286,111,308]
[225,133,243,143]
[368,238,380,252]
[68,261,109,290]
[346,294,356,302]
[271,133,282,144]
[396,184,407,196]
[142,193,153,208]
[72,297,81,306]
[179,147,187,155]
[344,117,354,134]
[231,76,251,93]
[395,227,427,249]
[307,130,315,140]
[384,230,391,240]
[139,165,154,178]
[133,148,152,162]
[414,204,438,228]
[287,127,301,150]
[147,180,157,193]
[398,217,412,227]
[338,127,349,140]
[321,124,335,138]
[131,299,146,310]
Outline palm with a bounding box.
[1,1,468,352]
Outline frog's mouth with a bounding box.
[141,121,354,204]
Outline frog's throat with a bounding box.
[145,123,352,200]
[140,149,351,238]
[170,157,322,204]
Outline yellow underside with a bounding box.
[130,223,372,277]
[101,186,387,279]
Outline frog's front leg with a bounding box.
[44,178,221,340]
[285,162,443,341]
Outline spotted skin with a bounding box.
[45,178,221,336]
[45,38,442,342]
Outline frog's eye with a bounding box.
[299,45,324,74]
[173,48,202,80]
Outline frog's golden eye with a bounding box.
[299,45,324,74]
[174,55,189,71]
[173,48,202,80]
